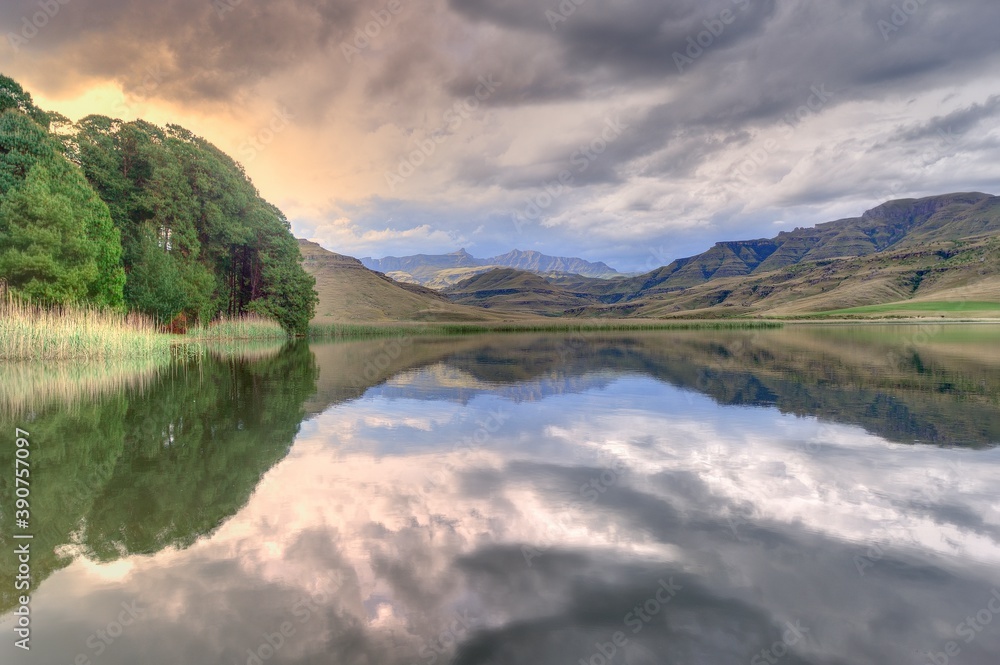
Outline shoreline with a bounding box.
[4,315,999,363]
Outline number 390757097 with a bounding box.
[14,428,30,513]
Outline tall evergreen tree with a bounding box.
[0,108,125,307]
[0,162,102,305]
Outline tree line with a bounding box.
[0,75,316,334]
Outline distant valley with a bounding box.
[302,193,1000,321]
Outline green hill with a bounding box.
[602,192,1000,300]
[299,239,506,323]
[444,267,599,315]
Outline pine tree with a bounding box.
[0,98,125,308]
[0,162,98,304]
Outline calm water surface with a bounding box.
[2,326,999,665]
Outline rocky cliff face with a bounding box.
[601,192,1000,298]
[488,249,618,277]
[360,249,479,273]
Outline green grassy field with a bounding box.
[805,301,1000,318]
[1,290,788,361]
[308,320,784,339]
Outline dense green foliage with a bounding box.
[70,117,317,333]
[0,74,49,128]
[0,160,126,307]
[0,74,316,333]
[0,81,125,307]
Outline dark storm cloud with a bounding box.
[6,0,999,125]
[442,0,994,111]
[442,0,1000,194]
[2,0,362,102]
[448,0,779,84]
[7,0,990,115]
[5,0,1000,266]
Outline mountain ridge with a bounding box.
[601,192,1000,298]
[443,192,1000,317]
[360,248,621,286]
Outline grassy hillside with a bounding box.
[298,239,503,323]
[594,192,1000,300]
[574,235,1000,319]
[438,194,1000,318]
[444,268,599,315]
[805,301,1000,318]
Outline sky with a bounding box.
[2,0,1000,272]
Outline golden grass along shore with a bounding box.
[0,295,172,361]
[187,314,288,341]
[2,291,787,363]
[0,291,292,361]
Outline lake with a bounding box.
[1,325,999,665]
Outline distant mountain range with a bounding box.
[302,193,1000,321]
[359,249,620,287]
[298,240,502,323]
[443,193,1000,317]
